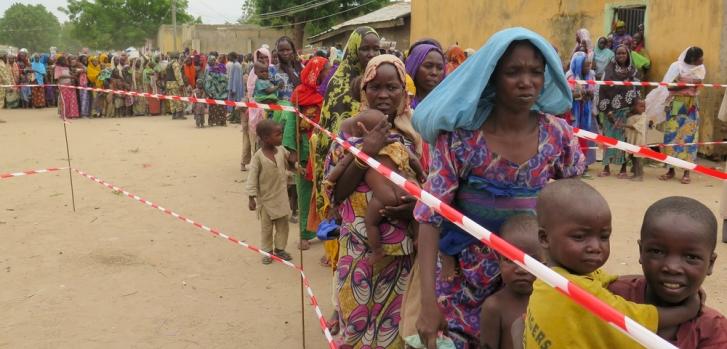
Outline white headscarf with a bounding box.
[645,47,706,122]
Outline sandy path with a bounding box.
[1,108,725,348]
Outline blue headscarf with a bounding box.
[413,27,572,144]
[569,51,592,130]
[31,55,46,85]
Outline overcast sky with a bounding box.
[0,0,245,24]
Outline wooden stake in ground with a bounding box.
[59,87,76,212]
[296,102,306,349]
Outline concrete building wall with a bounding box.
[157,24,291,56]
[411,0,727,154]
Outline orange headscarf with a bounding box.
[183,60,196,88]
[445,46,466,74]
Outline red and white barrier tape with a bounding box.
[569,79,727,88]
[72,169,336,348]
[0,167,67,180]
[574,128,727,179]
[0,84,298,112]
[295,111,675,348]
[582,140,727,150]
[4,83,709,347]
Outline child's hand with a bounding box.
[607,112,615,124]
[248,197,256,211]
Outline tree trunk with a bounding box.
[292,19,305,53]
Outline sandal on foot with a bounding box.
[274,249,293,261]
[262,253,273,265]
[659,172,675,181]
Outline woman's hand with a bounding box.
[360,118,391,156]
[380,195,416,220]
[417,303,448,349]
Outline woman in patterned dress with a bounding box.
[323,54,421,348]
[412,28,585,349]
[597,44,640,178]
[656,47,705,184]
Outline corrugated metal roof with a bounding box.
[309,2,410,41]
[330,2,410,31]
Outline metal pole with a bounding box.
[172,0,177,52]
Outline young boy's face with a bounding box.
[263,125,283,146]
[640,213,717,305]
[540,203,611,275]
[633,99,646,114]
[499,237,540,295]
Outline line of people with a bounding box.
[243,25,725,349]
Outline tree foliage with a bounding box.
[242,0,390,48]
[61,0,201,49]
[0,4,61,52]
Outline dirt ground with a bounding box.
[1,108,726,348]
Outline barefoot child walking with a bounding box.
[246,119,294,264]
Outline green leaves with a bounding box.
[0,4,61,52]
[61,0,197,49]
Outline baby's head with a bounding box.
[344,109,388,137]
[640,196,718,305]
[499,214,541,296]
[536,179,612,275]
[254,61,269,80]
[256,119,283,147]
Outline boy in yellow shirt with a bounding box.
[524,179,701,348]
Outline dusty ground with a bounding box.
[1,108,726,348]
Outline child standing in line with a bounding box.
[110,70,127,117]
[479,214,541,349]
[625,98,647,181]
[609,196,727,348]
[192,77,207,128]
[525,179,701,349]
[246,119,294,264]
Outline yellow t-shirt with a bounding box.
[524,267,658,349]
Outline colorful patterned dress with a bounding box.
[413,114,585,348]
[663,77,700,163]
[324,133,416,349]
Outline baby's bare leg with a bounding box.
[365,195,385,255]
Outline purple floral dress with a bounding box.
[325,132,415,349]
[414,114,585,348]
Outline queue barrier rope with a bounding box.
[6,81,718,348]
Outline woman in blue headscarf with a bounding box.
[30,53,46,108]
[565,51,598,169]
[412,28,585,349]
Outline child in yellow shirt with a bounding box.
[524,179,701,348]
